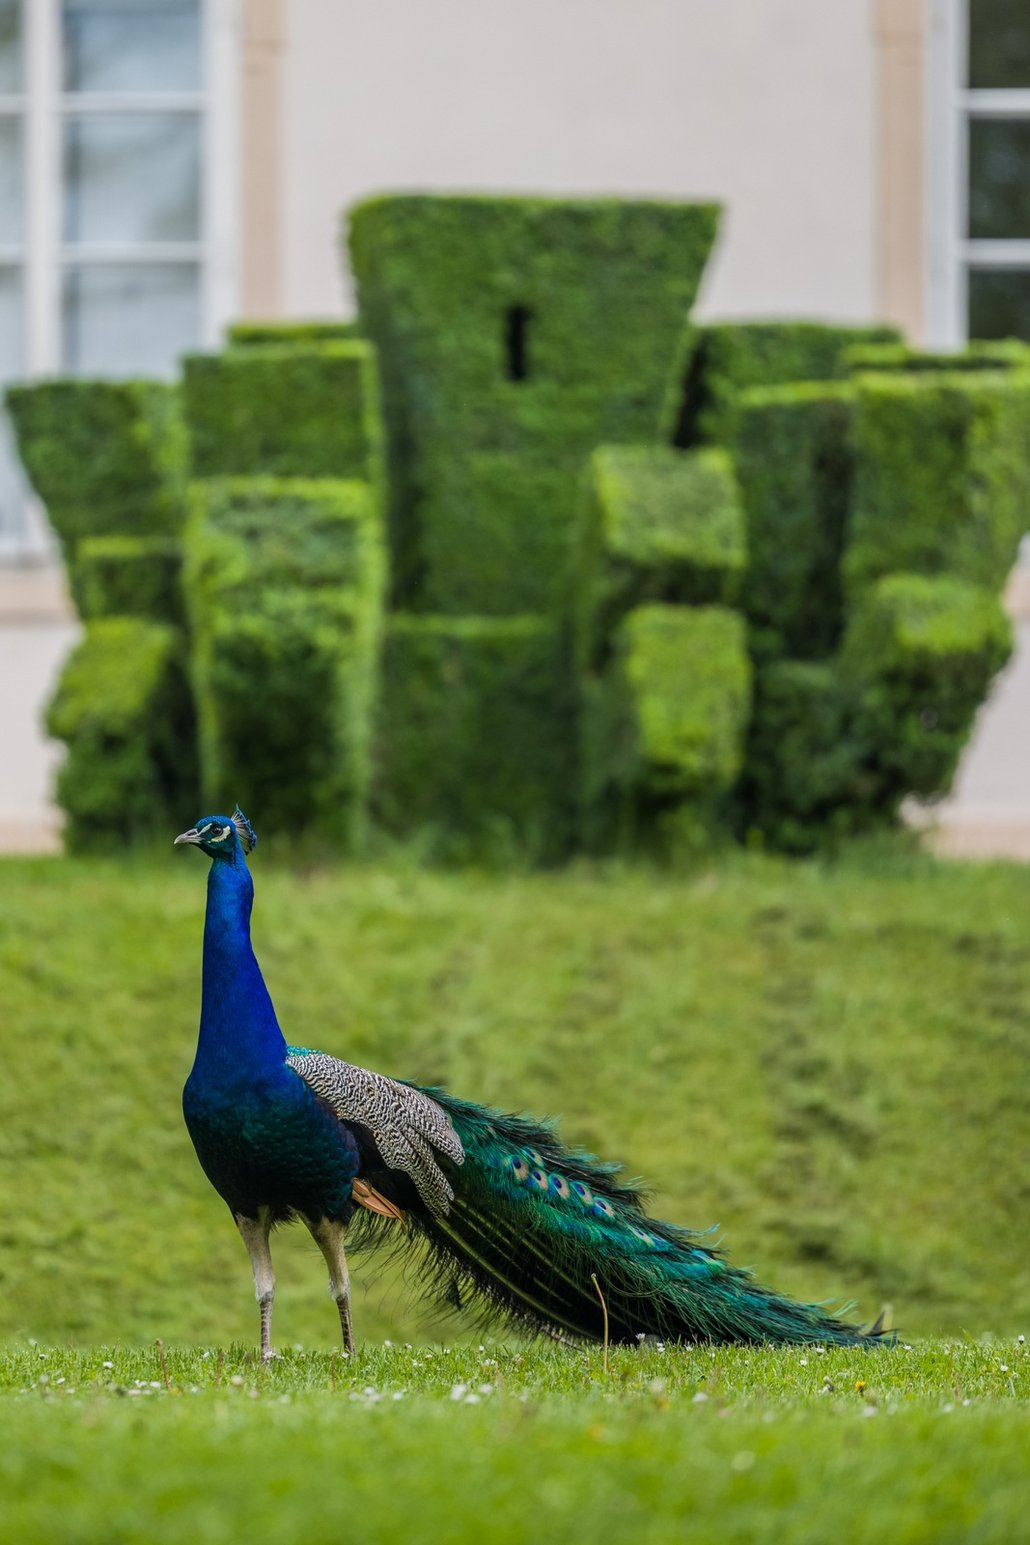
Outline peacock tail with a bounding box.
[347,1085,890,1348]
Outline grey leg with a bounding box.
[236,1209,276,1361]
[306,1217,356,1356]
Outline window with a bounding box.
[0,0,25,545]
[0,0,239,555]
[928,0,1030,346]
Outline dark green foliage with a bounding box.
[842,572,1012,800]
[182,342,382,482]
[576,445,746,671]
[349,194,719,612]
[417,452,581,618]
[76,535,183,624]
[846,371,1030,595]
[16,191,1028,862]
[740,661,876,853]
[731,383,854,660]
[375,613,575,862]
[678,321,901,447]
[582,603,751,852]
[845,340,1030,374]
[184,478,385,849]
[4,379,187,599]
[740,570,1013,854]
[227,320,359,347]
[45,618,196,850]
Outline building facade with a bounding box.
[0,0,1027,847]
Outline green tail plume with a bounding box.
[352,1090,892,1348]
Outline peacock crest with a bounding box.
[231,806,257,853]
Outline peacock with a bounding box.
[178,809,890,1357]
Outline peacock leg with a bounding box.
[306,1217,356,1356]
[236,1208,276,1360]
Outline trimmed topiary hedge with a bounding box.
[76,536,183,625]
[739,660,875,853]
[375,613,575,863]
[846,371,1030,596]
[14,195,1027,863]
[183,477,385,849]
[742,574,1013,852]
[182,341,382,483]
[731,382,854,661]
[845,340,1030,375]
[4,379,187,603]
[349,194,720,613]
[676,321,901,447]
[46,617,196,850]
[842,571,1013,800]
[575,445,746,672]
[227,321,359,348]
[582,602,751,852]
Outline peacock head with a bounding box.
[174,806,257,862]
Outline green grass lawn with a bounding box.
[1,1340,1027,1542]
[1,846,1029,1347]
[2,846,1029,1539]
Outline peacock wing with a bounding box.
[285,1049,464,1217]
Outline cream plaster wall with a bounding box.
[275,0,880,325]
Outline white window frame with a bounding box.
[927,0,1030,348]
[1,0,240,557]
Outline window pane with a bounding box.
[63,0,200,93]
[0,0,21,93]
[63,114,200,243]
[968,119,1030,240]
[0,409,28,540]
[968,269,1030,341]
[0,263,20,375]
[0,116,21,244]
[0,266,24,540]
[969,0,1030,90]
[62,262,199,376]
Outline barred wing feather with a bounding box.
[286,1049,464,1216]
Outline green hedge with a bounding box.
[76,536,183,624]
[739,661,876,853]
[846,372,1030,596]
[184,478,385,849]
[226,321,359,348]
[740,573,1012,850]
[731,382,854,660]
[575,444,746,672]
[349,194,719,612]
[182,342,382,483]
[842,572,1012,800]
[4,380,187,601]
[677,321,901,447]
[582,603,751,851]
[46,618,196,850]
[375,614,575,862]
[845,341,1030,375]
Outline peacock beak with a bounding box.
[174,828,203,846]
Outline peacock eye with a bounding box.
[218,824,233,840]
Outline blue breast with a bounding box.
[183,1061,360,1221]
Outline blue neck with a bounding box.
[191,851,287,1085]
